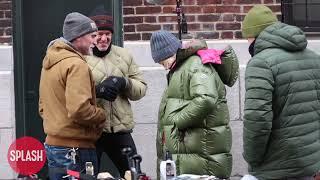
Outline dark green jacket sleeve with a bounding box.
[170,70,219,130]
[243,58,274,166]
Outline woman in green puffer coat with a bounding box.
[149,30,239,179]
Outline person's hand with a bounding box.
[95,78,119,101]
[95,76,127,101]
[107,76,127,91]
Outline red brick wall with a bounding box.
[0,0,281,44]
[0,0,11,44]
[123,0,281,41]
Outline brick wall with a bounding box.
[0,0,11,44]
[0,0,281,44]
[123,0,281,41]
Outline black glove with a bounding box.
[95,76,127,101]
[96,78,119,101]
[107,76,127,91]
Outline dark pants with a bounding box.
[45,144,98,180]
[96,132,137,178]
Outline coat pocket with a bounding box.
[163,125,186,154]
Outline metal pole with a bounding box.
[176,0,182,40]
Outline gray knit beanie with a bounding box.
[63,12,98,42]
[150,30,182,63]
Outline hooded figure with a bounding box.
[150,30,239,179]
[242,5,320,179]
[39,12,106,179]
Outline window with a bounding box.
[282,0,320,34]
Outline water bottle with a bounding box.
[85,162,94,176]
[160,151,176,180]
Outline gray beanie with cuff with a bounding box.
[63,12,98,42]
[150,30,182,63]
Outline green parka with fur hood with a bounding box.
[157,40,239,178]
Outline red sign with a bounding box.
[7,136,46,176]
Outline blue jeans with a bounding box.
[45,144,98,180]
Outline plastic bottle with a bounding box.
[160,151,176,180]
[85,162,94,176]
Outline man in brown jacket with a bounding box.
[39,12,106,179]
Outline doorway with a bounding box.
[13,0,123,178]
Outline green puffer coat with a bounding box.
[157,40,238,178]
[244,22,320,179]
[85,45,147,133]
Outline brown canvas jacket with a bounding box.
[39,39,106,148]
